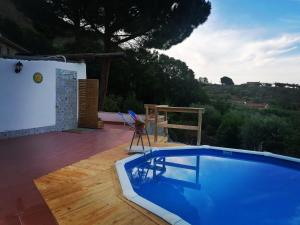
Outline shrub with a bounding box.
[122,94,144,114]
[216,110,244,148]
[241,114,289,152]
[103,95,122,112]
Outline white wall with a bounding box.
[0,58,86,132]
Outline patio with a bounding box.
[0,124,132,225]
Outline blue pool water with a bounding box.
[125,148,300,225]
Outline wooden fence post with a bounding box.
[197,109,203,145]
[154,107,158,143]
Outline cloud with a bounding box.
[160,14,300,84]
[238,35,300,66]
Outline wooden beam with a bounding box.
[156,106,204,114]
[158,123,199,131]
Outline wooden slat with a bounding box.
[157,121,168,126]
[158,123,199,131]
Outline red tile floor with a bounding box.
[0,124,132,225]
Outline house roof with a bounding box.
[1,52,125,63]
[0,33,30,54]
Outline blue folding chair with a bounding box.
[117,112,135,128]
[118,110,151,154]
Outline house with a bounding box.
[244,101,269,110]
[0,33,30,56]
[245,82,262,87]
[0,56,86,138]
[199,77,209,84]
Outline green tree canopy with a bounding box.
[14,0,211,51]
[221,76,234,86]
[241,114,289,152]
[105,49,209,107]
[216,110,244,148]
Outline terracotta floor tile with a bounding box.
[0,215,20,225]
[19,204,58,225]
[0,125,132,225]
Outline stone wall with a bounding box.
[55,69,78,131]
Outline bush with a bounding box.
[241,114,289,152]
[103,95,122,112]
[122,94,144,114]
[216,110,244,148]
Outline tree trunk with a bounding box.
[98,57,112,111]
[98,6,113,111]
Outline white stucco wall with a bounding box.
[0,58,86,132]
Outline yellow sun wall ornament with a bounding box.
[33,72,43,84]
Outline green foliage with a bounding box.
[241,114,289,152]
[216,110,244,148]
[202,106,222,134]
[210,98,231,115]
[13,0,211,51]
[167,111,200,145]
[108,49,209,107]
[220,76,234,85]
[103,94,144,113]
[122,94,144,114]
[103,95,122,112]
[201,105,222,145]
[0,16,52,53]
[204,84,300,111]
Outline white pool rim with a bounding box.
[115,145,300,225]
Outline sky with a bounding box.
[162,0,300,84]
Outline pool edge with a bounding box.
[115,145,300,225]
[115,147,190,225]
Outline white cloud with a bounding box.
[161,14,300,84]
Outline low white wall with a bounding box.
[0,58,86,132]
[99,112,145,123]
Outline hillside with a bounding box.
[203,84,300,111]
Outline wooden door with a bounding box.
[78,79,99,128]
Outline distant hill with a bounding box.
[203,84,300,111]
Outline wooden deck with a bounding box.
[34,137,183,225]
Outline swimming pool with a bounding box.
[115,146,300,225]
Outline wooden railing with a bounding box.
[145,105,205,145]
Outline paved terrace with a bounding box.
[0,124,132,225]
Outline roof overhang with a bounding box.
[62,52,125,61]
[0,34,30,54]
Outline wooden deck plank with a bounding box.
[34,136,183,225]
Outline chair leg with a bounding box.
[137,135,140,146]
[140,135,145,151]
[145,129,151,147]
[129,131,136,152]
